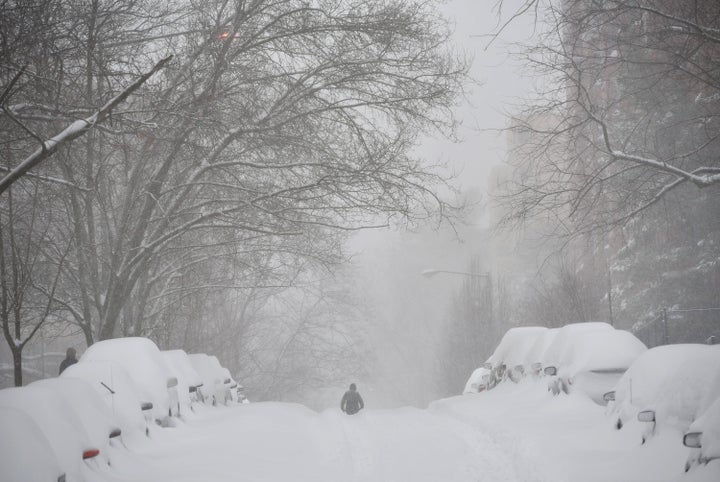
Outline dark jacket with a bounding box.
[58,357,77,375]
[341,390,364,415]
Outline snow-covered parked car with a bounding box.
[0,382,107,481]
[80,337,180,423]
[189,353,235,405]
[463,366,494,394]
[32,377,122,461]
[221,366,240,403]
[684,396,720,472]
[523,327,560,377]
[486,326,548,383]
[609,344,720,444]
[545,328,646,404]
[61,360,148,438]
[542,322,614,372]
[0,406,67,482]
[162,349,204,411]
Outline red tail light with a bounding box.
[83,449,100,459]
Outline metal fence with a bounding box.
[633,307,720,348]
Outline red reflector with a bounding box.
[83,449,100,459]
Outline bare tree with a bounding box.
[498,0,720,237]
[2,0,467,364]
[0,56,171,194]
[42,0,467,343]
[0,182,70,385]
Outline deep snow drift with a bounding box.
[71,379,719,482]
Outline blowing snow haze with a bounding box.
[1,1,720,481]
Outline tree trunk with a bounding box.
[12,347,22,386]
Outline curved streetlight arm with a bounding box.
[421,269,490,279]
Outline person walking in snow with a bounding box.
[341,383,364,415]
[58,347,78,375]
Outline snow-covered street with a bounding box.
[102,402,518,482]
[90,380,720,482]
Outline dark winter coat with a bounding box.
[58,357,77,375]
[341,390,364,415]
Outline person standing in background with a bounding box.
[58,347,78,375]
[341,383,364,415]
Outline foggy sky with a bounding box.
[345,0,537,409]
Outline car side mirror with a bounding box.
[141,402,154,411]
[544,366,557,376]
[683,432,702,448]
[167,377,178,388]
[603,391,615,402]
[637,410,655,422]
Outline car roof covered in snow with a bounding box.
[486,326,548,368]
[612,344,720,427]
[162,350,203,387]
[188,353,225,388]
[543,322,614,369]
[558,329,646,376]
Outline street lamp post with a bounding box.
[422,267,495,371]
[421,268,493,325]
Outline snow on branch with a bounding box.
[0,55,173,195]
